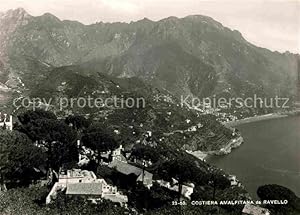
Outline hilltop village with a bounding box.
[2,109,292,215]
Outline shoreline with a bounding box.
[223,109,300,127]
[223,113,288,127]
[208,136,244,155]
[187,136,244,161]
[189,109,300,161]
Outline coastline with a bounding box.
[189,109,300,161]
[223,113,288,127]
[208,136,244,155]
[187,136,244,161]
[223,109,300,127]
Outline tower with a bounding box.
[297,59,300,104]
[0,115,13,131]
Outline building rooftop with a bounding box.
[109,160,153,187]
[47,169,128,205]
[109,160,143,176]
[109,160,153,178]
[59,169,97,180]
[66,183,102,196]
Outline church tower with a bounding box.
[297,59,300,104]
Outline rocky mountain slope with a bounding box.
[0,8,299,109]
[10,65,235,152]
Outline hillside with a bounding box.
[11,65,235,153]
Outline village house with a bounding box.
[46,169,128,206]
[242,204,270,215]
[228,175,241,187]
[102,145,127,163]
[155,179,195,199]
[108,159,153,189]
[78,144,127,166]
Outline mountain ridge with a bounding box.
[1,7,299,54]
[0,8,299,115]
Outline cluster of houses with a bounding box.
[0,114,271,214]
[0,115,194,205]
[47,129,258,207]
[46,169,128,206]
[46,138,197,206]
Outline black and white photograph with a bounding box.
[0,0,299,214]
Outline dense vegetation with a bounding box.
[0,109,298,214]
[0,109,247,214]
[257,184,300,215]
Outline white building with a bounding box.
[0,115,13,131]
[46,169,128,205]
[156,178,195,199]
[228,175,240,186]
[78,144,127,166]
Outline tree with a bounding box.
[18,116,78,172]
[257,184,300,214]
[131,144,160,163]
[131,144,159,184]
[65,115,91,132]
[0,130,46,187]
[81,124,120,163]
[208,169,231,200]
[17,109,57,125]
[157,156,198,200]
[0,186,49,214]
[35,119,77,170]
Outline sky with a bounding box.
[0,0,299,53]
